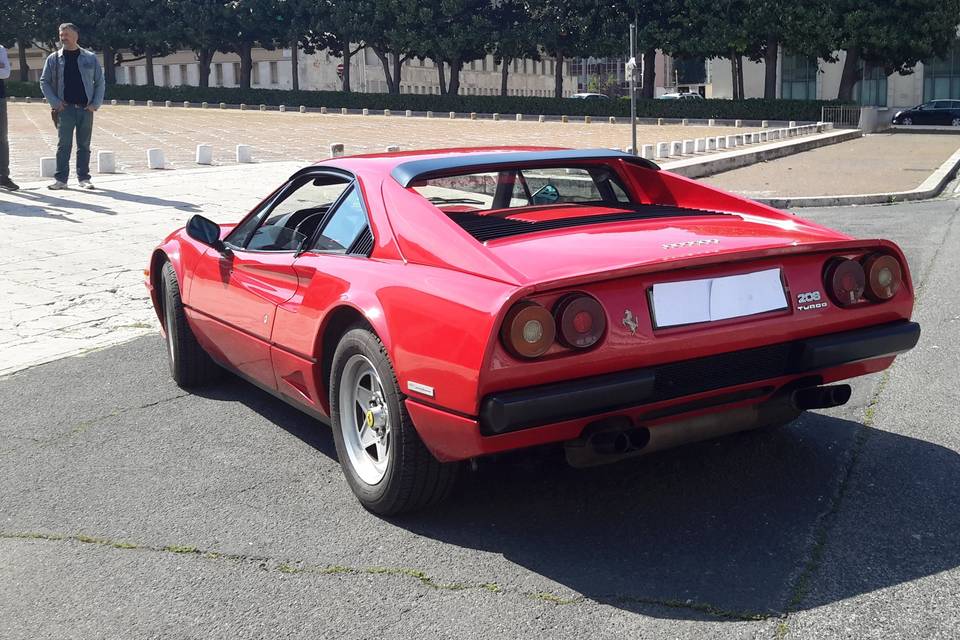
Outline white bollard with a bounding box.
[220,102,226,109]
[341,107,348,115]
[406,110,413,117]
[682,139,695,155]
[110,99,117,106]
[146,100,154,107]
[195,144,213,165]
[183,101,190,108]
[236,145,253,163]
[656,142,670,159]
[97,150,116,173]
[202,102,209,109]
[471,112,478,120]
[385,145,400,152]
[624,146,635,155]
[240,103,247,111]
[259,104,266,111]
[40,157,57,177]
[789,121,797,128]
[560,115,568,123]
[760,131,768,142]
[657,118,664,126]
[641,144,655,160]
[302,105,309,113]
[517,114,523,121]
[761,120,769,128]
[538,115,545,123]
[695,138,707,152]
[608,116,616,124]
[708,118,716,127]
[362,108,369,116]
[329,143,345,158]
[146,148,165,169]
[734,119,742,127]
[681,118,689,126]
[584,115,591,124]
[717,136,727,150]
[707,137,718,151]
[671,141,683,156]
[449,112,456,119]
[25,97,32,104]
[164,100,172,108]
[426,111,433,118]
[727,135,737,148]
[279,105,286,112]
[384,109,391,116]
[492,113,500,121]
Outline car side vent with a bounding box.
[449,205,733,242]
[348,227,374,256]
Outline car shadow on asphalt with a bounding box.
[394,412,960,621]
[190,372,960,621]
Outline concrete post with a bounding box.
[671,141,683,156]
[239,103,246,111]
[657,118,664,126]
[383,109,391,116]
[449,112,456,119]
[656,142,670,159]
[492,113,500,121]
[641,144,655,159]
[584,115,592,124]
[517,114,523,121]
[761,120,769,128]
[147,100,154,107]
[561,115,569,123]
[97,151,116,173]
[470,112,478,120]
[130,100,137,107]
[183,101,191,108]
[146,148,165,169]
[624,146,635,155]
[236,145,253,163]
[111,99,117,106]
[789,120,797,127]
[195,145,213,165]
[279,105,286,113]
[707,137,717,151]
[385,145,400,152]
[220,103,227,109]
[538,115,545,123]
[681,118,689,126]
[361,108,369,116]
[695,138,706,152]
[734,119,742,127]
[406,110,413,117]
[682,139,695,154]
[708,119,716,127]
[304,106,310,113]
[259,104,266,111]
[341,107,349,115]
[201,102,209,109]
[426,111,434,118]
[329,143,345,158]
[40,157,57,177]
[608,116,616,124]
[718,136,727,150]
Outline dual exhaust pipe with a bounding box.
[566,383,851,467]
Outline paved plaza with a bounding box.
[3,102,756,179]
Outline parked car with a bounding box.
[657,92,704,100]
[892,100,960,126]
[570,92,610,100]
[146,147,920,514]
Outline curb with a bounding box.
[661,129,861,179]
[755,145,960,208]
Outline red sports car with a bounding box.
[145,147,920,514]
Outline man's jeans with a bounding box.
[55,105,93,183]
[0,98,9,179]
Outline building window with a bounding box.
[550,60,555,76]
[269,61,278,85]
[522,59,528,74]
[855,61,887,106]
[232,62,240,85]
[252,62,260,85]
[215,63,223,86]
[482,57,487,71]
[162,65,171,86]
[924,41,960,100]
[116,67,126,84]
[781,53,818,100]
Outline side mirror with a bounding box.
[186,214,227,253]
[531,183,560,205]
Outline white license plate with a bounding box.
[650,268,787,328]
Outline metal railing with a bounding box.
[821,105,862,128]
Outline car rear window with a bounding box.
[409,166,634,213]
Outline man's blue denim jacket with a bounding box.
[40,48,105,109]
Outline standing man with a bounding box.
[0,43,19,191]
[40,23,104,190]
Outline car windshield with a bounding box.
[409,166,635,213]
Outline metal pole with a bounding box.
[629,23,637,156]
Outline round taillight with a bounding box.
[825,258,866,307]
[862,253,902,301]
[554,293,607,349]
[501,301,556,359]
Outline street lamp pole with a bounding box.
[629,22,637,156]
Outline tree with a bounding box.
[303,0,368,92]
[831,0,960,101]
[409,0,496,95]
[0,0,40,81]
[226,0,288,90]
[170,0,234,88]
[487,1,538,96]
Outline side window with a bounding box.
[231,175,351,251]
[310,187,370,254]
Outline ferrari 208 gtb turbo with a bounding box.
[145,147,920,514]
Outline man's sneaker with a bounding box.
[78,180,95,190]
[0,177,18,191]
[48,181,68,190]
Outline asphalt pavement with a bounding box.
[2,195,959,639]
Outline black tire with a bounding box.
[329,325,458,515]
[161,261,221,388]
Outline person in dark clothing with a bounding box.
[39,23,104,190]
[0,43,18,191]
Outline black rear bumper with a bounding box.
[480,320,920,435]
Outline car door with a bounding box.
[270,183,376,411]
[188,171,352,388]
[930,100,951,125]
[912,102,934,125]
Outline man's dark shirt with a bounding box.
[63,49,87,106]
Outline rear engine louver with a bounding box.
[449,205,732,242]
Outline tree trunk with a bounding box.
[500,58,510,96]
[342,41,351,92]
[730,51,739,99]
[737,55,745,99]
[374,48,394,93]
[448,59,462,95]
[17,40,29,82]
[390,53,403,93]
[553,52,564,97]
[837,46,861,102]
[239,42,253,89]
[437,61,446,95]
[763,36,778,99]
[642,47,656,99]
[102,45,115,84]
[144,48,155,86]
[291,38,299,91]
[197,48,213,88]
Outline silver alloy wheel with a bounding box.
[903,117,913,125]
[338,353,392,485]
[164,299,176,367]
[953,118,960,126]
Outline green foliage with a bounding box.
[3,80,846,120]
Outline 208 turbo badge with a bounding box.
[797,290,829,311]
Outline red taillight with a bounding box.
[554,293,607,349]
[862,253,902,301]
[825,258,866,307]
[501,301,556,359]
